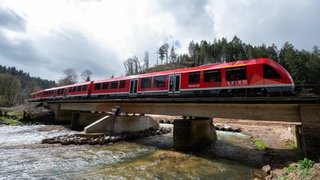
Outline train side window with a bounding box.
[102,82,109,90]
[73,87,77,92]
[141,77,152,89]
[226,67,247,81]
[154,75,166,88]
[94,83,101,90]
[204,70,221,82]
[119,80,126,88]
[77,86,82,92]
[82,85,87,91]
[188,71,200,84]
[110,81,118,89]
[263,64,282,79]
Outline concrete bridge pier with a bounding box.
[173,117,217,151]
[49,103,74,123]
[298,105,320,161]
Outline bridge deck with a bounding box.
[47,96,319,122]
[48,96,319,104]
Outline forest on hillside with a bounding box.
[124,36,320,89]
[0,66,55,106]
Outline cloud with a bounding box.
[0,0,319,83]
[0,6,26,31]
[206,0,320,50]
[0,7,47,69]
[32,27,122,80]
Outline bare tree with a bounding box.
[58,68,78,85]
[143,51,149,70]
[163,43,169,64]
[158,45,166,65]
[0,74,20,106]
[123,56,141,75]
[170,46,177,63]
[81,69,92,82]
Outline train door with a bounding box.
[168,74,181,95]
[129,79,138,96]
[63,88,68,98]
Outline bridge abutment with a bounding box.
[84,115,159,134]
[173,118,217,151]
[71,112,108,130]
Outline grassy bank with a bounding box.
[0,111,24,125]
[276,158,320,179]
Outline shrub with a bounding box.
[298,158,315,170]
[254,139,267,150]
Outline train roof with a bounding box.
[30,89,44,95]
[92,58,279,82]
[131,58,276,77]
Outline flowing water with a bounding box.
[0,124,265,179]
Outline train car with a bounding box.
[175,58,294,96]
[65,81,93,99]
[91,77,131,98]
[42,87,56,100]
[131,58,294,97]
[28,90,44,102]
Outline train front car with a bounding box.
[28,90,44,102]
[260,58,294,95]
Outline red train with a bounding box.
[28,58,294,101]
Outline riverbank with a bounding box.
[0,102,54,125]
[149,115,320,179]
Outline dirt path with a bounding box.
[213,118,299,150]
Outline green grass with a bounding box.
[0,116,23,125]
[281,158,315,179]
[254,139,267,150]
[285,141,297,150]
[285,165,297,173]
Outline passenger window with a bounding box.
[110,81,118,89]
[77,86,82,92]
[154,75,166,88]
[82,85,87,91]
[94,83,101,90]
[141,77,152,89]
[226,67,247,81]
[102,82,109,90]
[263,64,282,79]
[204,70,221,82]
[119,80,126,88]
[188,72,200,84]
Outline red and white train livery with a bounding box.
[28,58,294,101]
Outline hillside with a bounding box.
[0,65,56,106]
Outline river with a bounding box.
[0,124,265,179]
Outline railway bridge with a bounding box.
[47,96,320,160]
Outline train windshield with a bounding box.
[263,64,282,79]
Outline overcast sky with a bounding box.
[0,0,319,82]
